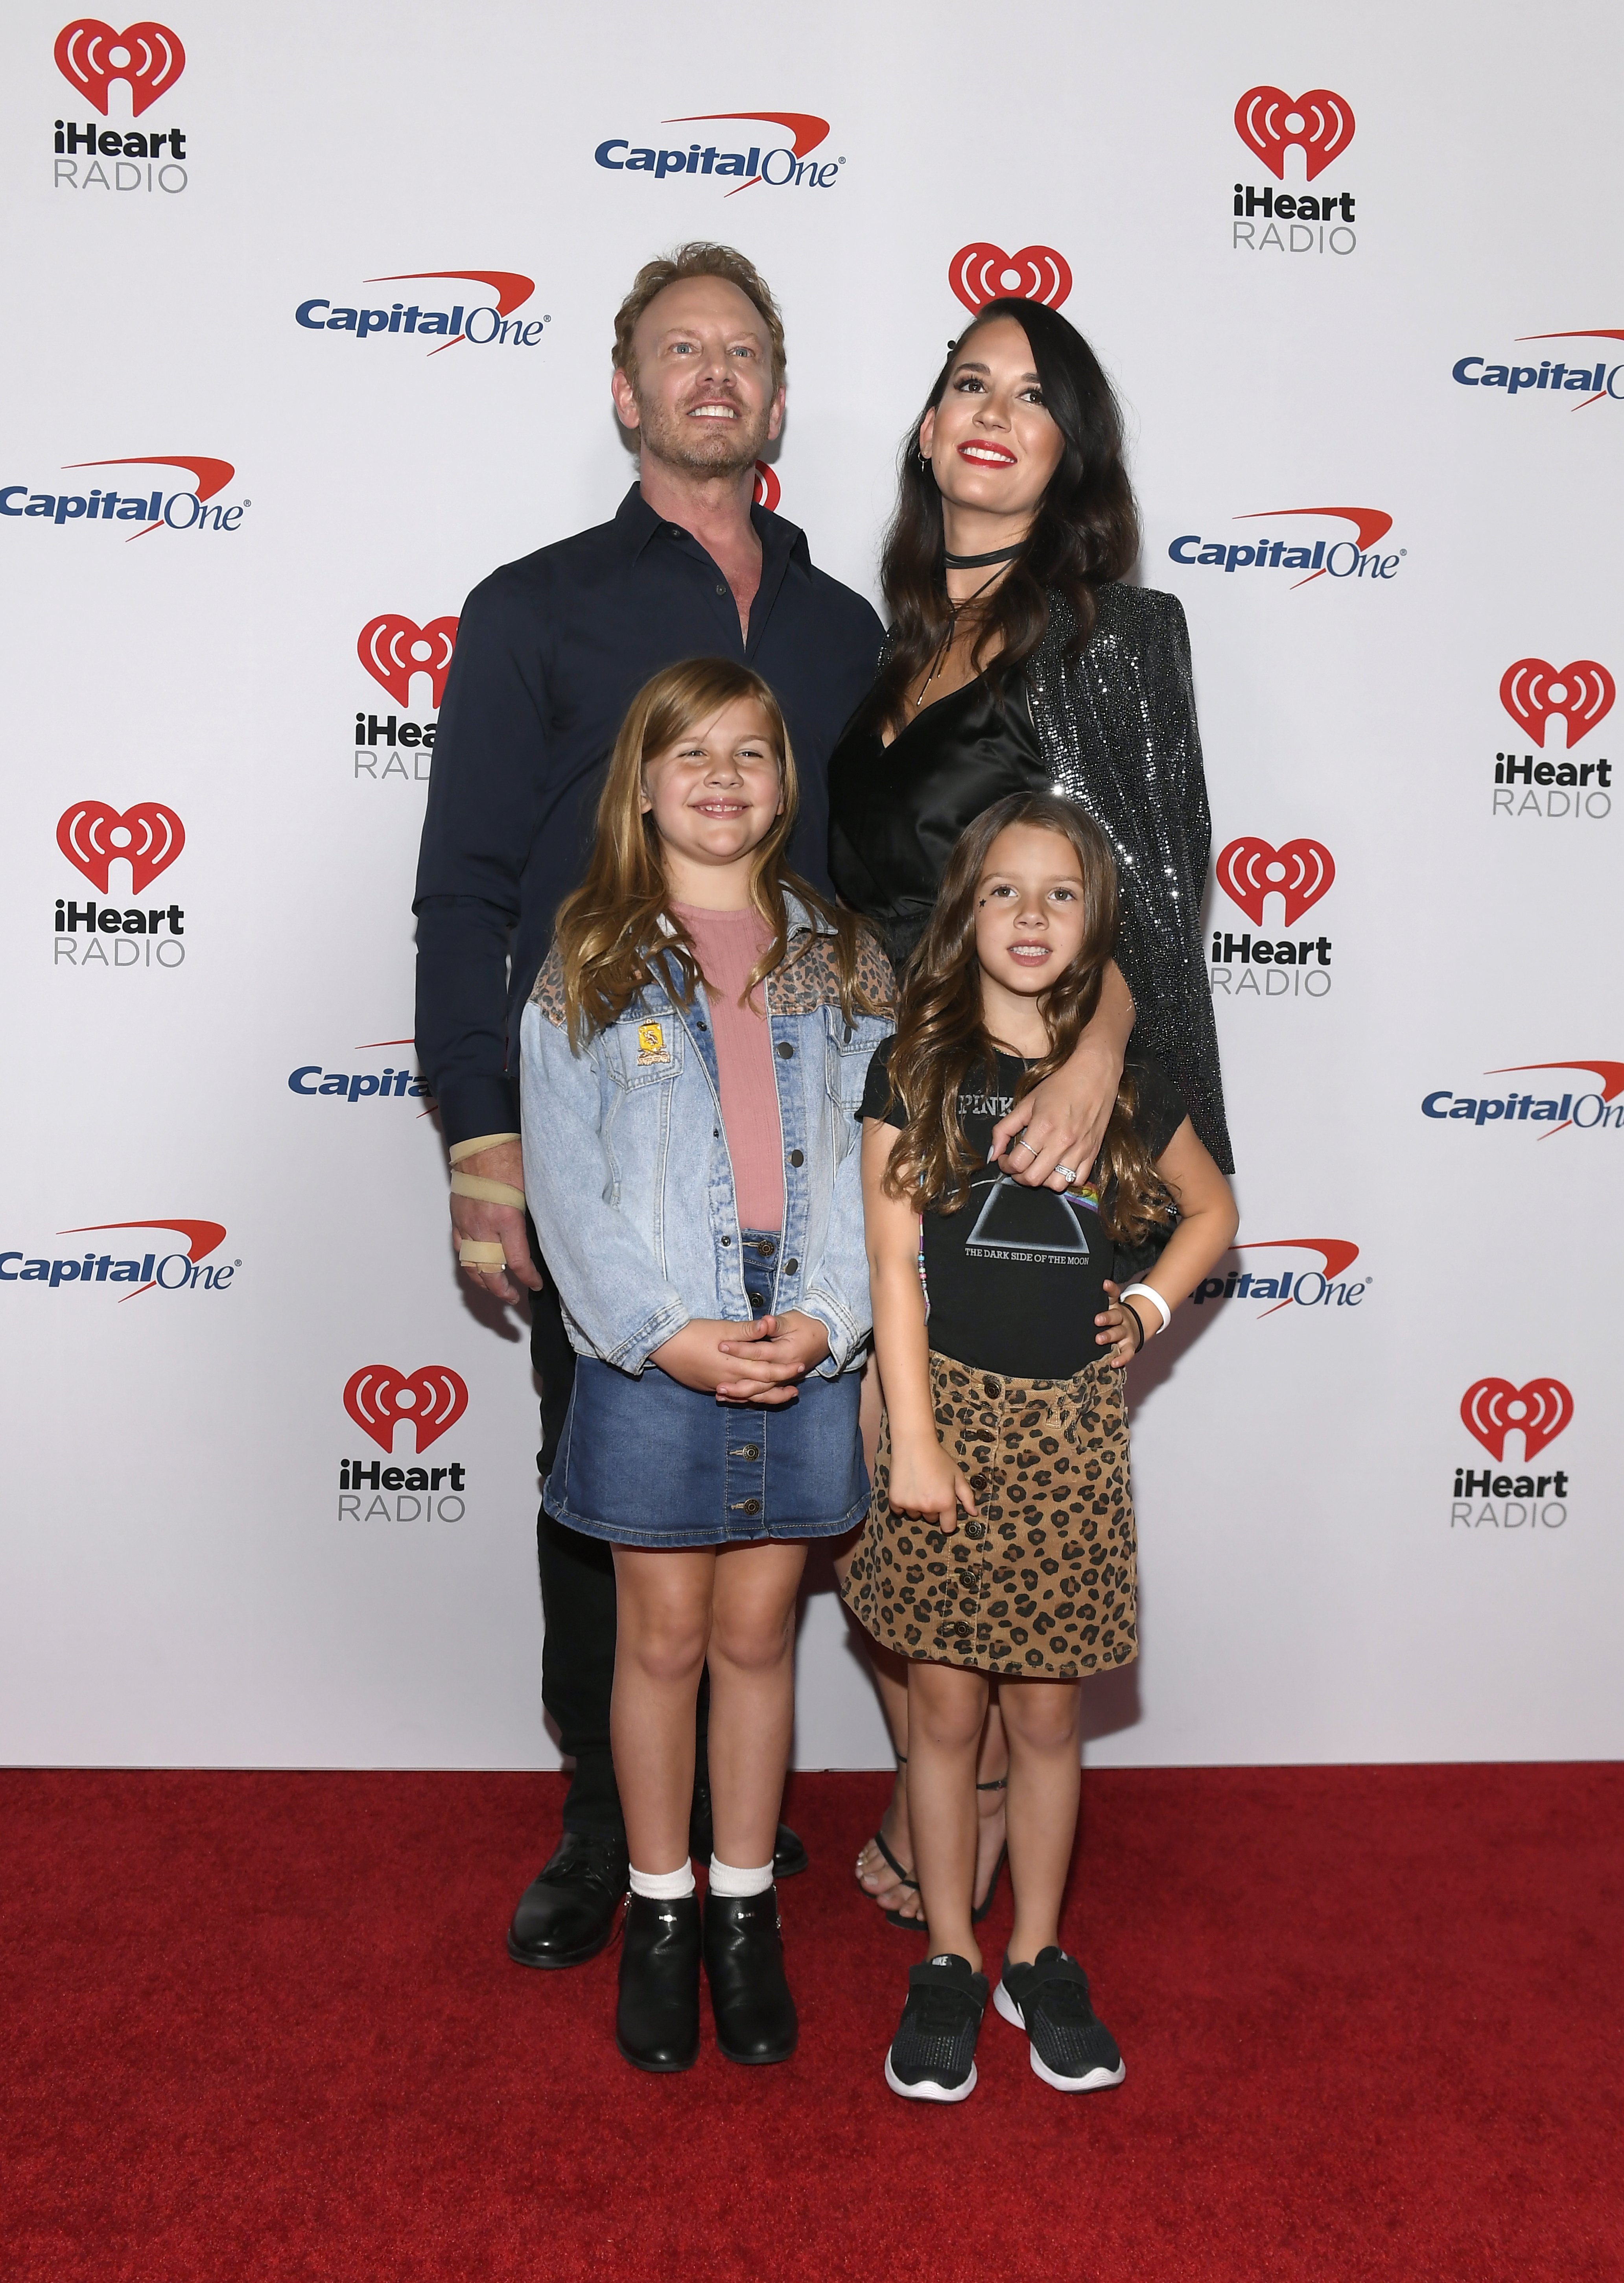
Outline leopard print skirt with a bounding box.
[840,1352,1137,1679]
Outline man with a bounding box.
[414,243,884,1969]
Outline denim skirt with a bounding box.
[542,1231,868,1550]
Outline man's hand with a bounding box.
[451,1139,542,1303]
[885,1432,977,1535]
[714,1312,830,1402]
[991,1035,1125,1192]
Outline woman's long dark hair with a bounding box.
[881,793,1175,1245]
[871,299,1139,730]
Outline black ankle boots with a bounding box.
[616,1893,702,2071]
[702,1887,798,2065]
[614,1885,797,2070]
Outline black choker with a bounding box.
[943,543,1024,569]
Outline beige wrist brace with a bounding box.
[448,1131,521,1166]
[458,1238,507,1270]
[450,1172,527,1209]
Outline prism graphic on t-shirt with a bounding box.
[964,1167,1100,1262]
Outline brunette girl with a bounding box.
[521,659,892,2074]
[844,792,1237,2101]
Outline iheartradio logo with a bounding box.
[343,1364,468,1454]
[57,798,183,892]
[1215,837,1334,927]
[949,243,1072,314]
[1460,1377,1572,1463]
[752,461,780,511]
[1234,87,1354,181]
[358,615,459,708]
[1499,658,1614,746]
[55,18,184,114]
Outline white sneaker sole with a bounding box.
[884,2049,977,2102]
[994,1980,1126,2092]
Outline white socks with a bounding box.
[708,1856,774,1897]
[629,1861,695,1900]
[626,1858,774,1899]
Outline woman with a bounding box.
[829,297,1230,1925]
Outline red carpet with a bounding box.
[2,1765,1619,2281]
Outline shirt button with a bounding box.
[776,1041,794,1058]
[784,1258,799,1273]
[715,583,727,595]
[787,1148,804,1166]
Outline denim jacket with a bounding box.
[520,902,895,1378]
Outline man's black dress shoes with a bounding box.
[703,1887,798,2064]
[506,1830,629,1970]
[689,1784,809,1881]
[617,1893,702,2071]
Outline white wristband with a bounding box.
[1119,1283,1170,1336]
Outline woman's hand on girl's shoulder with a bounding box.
[885,1435,977,1535]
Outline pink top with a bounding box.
[672,902,785,1234]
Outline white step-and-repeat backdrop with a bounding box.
[4,2,1618,1769]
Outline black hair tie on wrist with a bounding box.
[1121,1301,1146,1354]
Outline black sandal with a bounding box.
[868,1828,925,1929]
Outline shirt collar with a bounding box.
[613,481,811,574]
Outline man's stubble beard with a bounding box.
[632,385,770,481]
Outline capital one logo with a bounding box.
[1216,837,1334,927]
[1461,1377,1572,1463]
[343,1364,468,1453]
[295,273,543,354]
[55,18,183,113]
[2,455,240,540]
[1191,1238,1364,1317]
[1234,87,1354,179]
[1500,659,1614,745]
[1,1217,231,1298]
[1169,507,1399,589]
[58,798,183,890]
[594,112,841,194]
[949,243,1072,313]
[1421,1060,1624,1136]
[358,615,458,708]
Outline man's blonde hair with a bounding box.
[612,243,786,388]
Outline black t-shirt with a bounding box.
[860,1040,1189,1378]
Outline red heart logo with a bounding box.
[1460,1378,1573,1463]
[1234,87,1355,182]
[753,461,781,512]
[1499,658,1615,747]
[57,799,184,894]
[343,1365,469,1454]
[356,615,459,708]
[54,19,185,117]
[948,243,1072,314]
[1215,837,1335,927]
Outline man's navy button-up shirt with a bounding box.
[413,485,884,1146]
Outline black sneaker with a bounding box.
[884,1954,988,2102]
[994,1948,1125,2091]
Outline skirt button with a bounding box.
[983,1376,1001,1400]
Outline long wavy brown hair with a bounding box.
[880,793,1176,1242]
[554,658,879,1047]
[866,299,1139,734]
